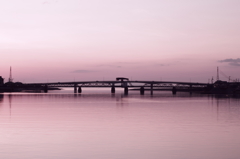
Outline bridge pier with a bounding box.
[124,87,128,95]
[78,86,82,93]
[189,85,192,95]
[111,83,115,93]
[140,86,144,95]
[74,84,77,93]
[44,85,48,93]
[150,83,153,95]
[172,87,177,95]
[111,86,115,93]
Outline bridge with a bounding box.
[24,77,210,95]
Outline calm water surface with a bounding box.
[0,89,240,159]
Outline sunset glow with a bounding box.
[1,0,240,83]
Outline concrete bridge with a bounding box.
[25,78,210,95]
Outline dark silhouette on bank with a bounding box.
[0,67,239,94]
[0,76,240,95]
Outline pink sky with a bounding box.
[1,0,240,83]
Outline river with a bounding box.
[0,88,240,159]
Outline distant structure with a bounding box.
[0,76,4,85]
[116,77,129,81]
[8,66,13,83]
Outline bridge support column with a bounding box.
[44,85,48,93]
[124,87,128,95]
[111,86,115,94]
[150,83,153,95]
[140,86,144,95]
[78,86,82,93]
[74,84,77,93]
[172,87,177,95]
[189,85,192,95]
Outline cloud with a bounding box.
[116,62,140,65]
[94,62,143,68]
[97,64,122,68]
[71,70,98,73]
[219,58,240,66]
[155,63,168,67]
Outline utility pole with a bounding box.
[217,67,219,81]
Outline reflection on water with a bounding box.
[0,94,3,103]
[0,91,240,159]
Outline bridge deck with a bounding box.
[25,80,209,87]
